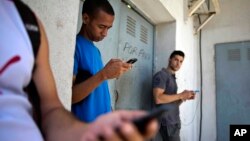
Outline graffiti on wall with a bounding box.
[122,42,151,60]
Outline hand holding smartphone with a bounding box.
[126,58,137,64]
[132,106,170,134]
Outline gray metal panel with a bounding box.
[215,41,250,141]
[115,3,154,110]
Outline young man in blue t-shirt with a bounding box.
[72,0,132,122]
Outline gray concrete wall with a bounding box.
[154,21,176,74]
[23,0,80,109]
[201,0,250,140]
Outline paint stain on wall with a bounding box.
[56,19,64,29]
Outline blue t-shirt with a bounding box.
[71,35,111,122]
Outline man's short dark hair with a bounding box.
[82,0,115,17]
[169,50,185,59]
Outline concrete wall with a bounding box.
[154,21,176,74]
[23,0,80,109]
[201,0,250,140]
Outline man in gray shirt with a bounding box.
[153,50,195,141]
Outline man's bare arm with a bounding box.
[153,88,182,104]
[72,59,132,104]
[153,88,195,104]
[72,70,106,103]
[33,19,88,141]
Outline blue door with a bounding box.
[115,2,154,110]
[215,41,250,141]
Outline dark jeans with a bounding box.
[159,124,181,141]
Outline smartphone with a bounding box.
[126,58,137,64]
[194,90,199,94]
[132,106,169,134]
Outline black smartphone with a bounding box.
[132,106,169,134]
[126,58,137,64]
